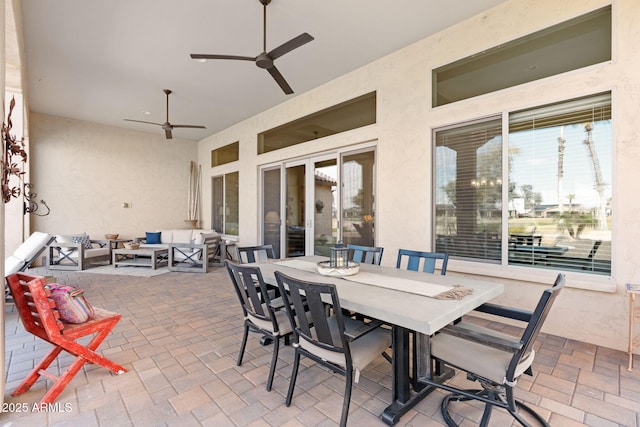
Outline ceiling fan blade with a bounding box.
[267,33,314,60]
[165,128,173,139]
[123,119,163,126]
[267,66,293,95]
[190,53,256,61]
[171,125,207,129]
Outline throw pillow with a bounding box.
[72,234,93,249]
[146,232,161,244]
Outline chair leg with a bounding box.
[39,354,90,405]
[285,350,301,406]
[441,387,549,427]
[266,336,279,391]
[340,370,353,427]
[237,324,249,366]
[11,346,63,397]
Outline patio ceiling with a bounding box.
[14,0,507,141]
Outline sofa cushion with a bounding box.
[160,230,173,244]
[84,247,110,259]
[146,232,162,244]
[172,229,194,244]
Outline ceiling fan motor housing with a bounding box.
[256,53,273,69]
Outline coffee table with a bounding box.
[112,247,168,270]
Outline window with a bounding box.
[434,92,612,275]
[212,172,239,235]
[211,142,239,167]
[434,118,503,262]
[433,6,611,107]
[257,92,376,154]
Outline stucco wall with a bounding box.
[29,113,198,241]
[196,0,640,352]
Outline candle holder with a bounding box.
[318,242,359,276]
[330,244,348,268]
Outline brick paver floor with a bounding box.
[2,266,639,426]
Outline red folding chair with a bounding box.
[6,273,127,404]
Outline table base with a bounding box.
[381,326,455,425]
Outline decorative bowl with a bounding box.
[317,261,360,277]
[123,242,140,250]
[105,234,119,240]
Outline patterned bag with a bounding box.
[45,283,95,323]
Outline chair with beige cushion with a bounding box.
[47,233,111,271]
[275,271,391,427]
[225,261,291,391]
[422,273,565,427]
[168,232,222,273]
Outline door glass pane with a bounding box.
[342,151,375,247]
[262,168,282,258]
[212,176,223,233]
[225,172,239,235]
[286,165,306,257]
[314,159,338,256]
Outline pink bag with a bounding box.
[45,283,95,323]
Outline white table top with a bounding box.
[256,256,504,335]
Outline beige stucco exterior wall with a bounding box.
[197,0,639,352]
[29,113,198,240]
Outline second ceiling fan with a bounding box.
[191,0,314,95]
[124,89,206,140]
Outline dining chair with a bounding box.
[396,248,449,275]
[347,244,384,265]
[423,273,565,427]
[274,271,391,427]
[236,244,276,264]
[225,260,290,391]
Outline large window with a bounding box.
[212,172,239,236]
[211,141,239,167]
[433,6,611,107]
[434,92,612,275]
[257,92,376,154]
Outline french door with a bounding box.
[261,146,375,258]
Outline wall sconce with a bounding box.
[23,183,50,216]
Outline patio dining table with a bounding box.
[255,255,504,425]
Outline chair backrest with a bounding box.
[6,273,64,342]
[347,244,384,265]
[274,271,350,365]
[236,245,276,264]
[224,261,279,332]
[396,249,449,275]
[508,273,565,380]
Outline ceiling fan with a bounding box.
[124,89,206,139]
[190,0,314,95]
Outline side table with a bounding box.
[627,283,640,371]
